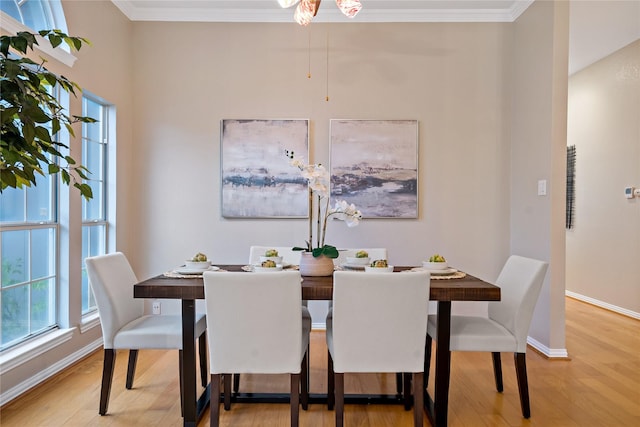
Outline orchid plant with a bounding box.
[286,150,362,258]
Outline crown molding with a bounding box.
[111,1,535,23]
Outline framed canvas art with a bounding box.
[330,119,418,218]
[221,119,309,218]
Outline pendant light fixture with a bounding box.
[279,0,362,26]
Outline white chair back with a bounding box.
[249,246,302,265]
[203,270,305,374]
[334,248,388,266]
[329,270,430,373]
[488,255,549,352]
[86,252,143,348]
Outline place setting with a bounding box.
[405,254,467,279]
[242,248,297,272]
[164,252,223,278]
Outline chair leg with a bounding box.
[99,349,116,415]
[514,352,531,418]
[199,332,208,387]
[125,349,138,389]
[223,373,232,410]
[335,372,345,427]
[291,373,300,427]
[413,372,424,427]
[211,373,221,427]
[301,351,309,410]
[233,374,240,393]
[403,372,412,410]
[492,352,504,392]
[424,334,432,387]
[396,372,403,395]
[327,350,335,410]
[179,350,184,416]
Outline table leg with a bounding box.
[182,299,197,427]
[434,301,452,427]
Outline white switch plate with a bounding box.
[152,301,161,315]
[537,180,547,196]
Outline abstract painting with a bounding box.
[330,119,418,218]
[221,119,309,218]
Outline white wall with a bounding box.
[566,40,640,316]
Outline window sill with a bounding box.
[0,12,77,68]
[0,328,74,373]
[80,312,101,334]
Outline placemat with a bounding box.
[403,267,467,280]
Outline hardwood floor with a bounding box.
[1,297,638,426]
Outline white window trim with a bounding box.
[0,327,74,373]
[79,311,100,334]
[0,11,77,68]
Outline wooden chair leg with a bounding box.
[335,372,344,427]
[179,350,184,416]
[492,352,504,392]
[301,351,309,410]
[514,352,531,418]
[291,373,300,427]
[327,350,335,410]
[424,334,432,387]
[413,372,424,427]
[125,349,138,389]
[403,372,412,410]
[233,374,240,393]
[211,373,221,427]
[99,349,116,415]
[223,374,232,410]
[199,332,208,387]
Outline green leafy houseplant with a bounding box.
[1,30,95,199]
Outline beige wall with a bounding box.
[567,40,640,315]
[511,0,569,354]
[0,0,135,401]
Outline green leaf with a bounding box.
[60,169,70,184]
[75,182,93,200]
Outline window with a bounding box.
[0,160,58,350]
[80,96,109,314]
[0,0,68,34]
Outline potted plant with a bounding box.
[286,150,362,275]
[1,30,95,199]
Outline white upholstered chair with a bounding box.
[203,270,311,427]
[326,270,430,427]
[85,252,207,415]
[425,255,548,418]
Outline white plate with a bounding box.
[253,265,284,272]
[364,265,394,273]
[174,266,220,275]
[424,267,457,275]
[341,263,366,270]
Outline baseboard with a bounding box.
[311,322,327,331]
[526,336,569,359]
[0,338,102,407]
[565,291,640,320]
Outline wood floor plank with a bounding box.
[1,297,638,426]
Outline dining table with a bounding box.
[133,265,500,427]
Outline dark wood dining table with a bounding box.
[134,265,500,427]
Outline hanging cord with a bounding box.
[325,26,330,102]
[307,26,312,79]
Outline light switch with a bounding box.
[537,180,547,196]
